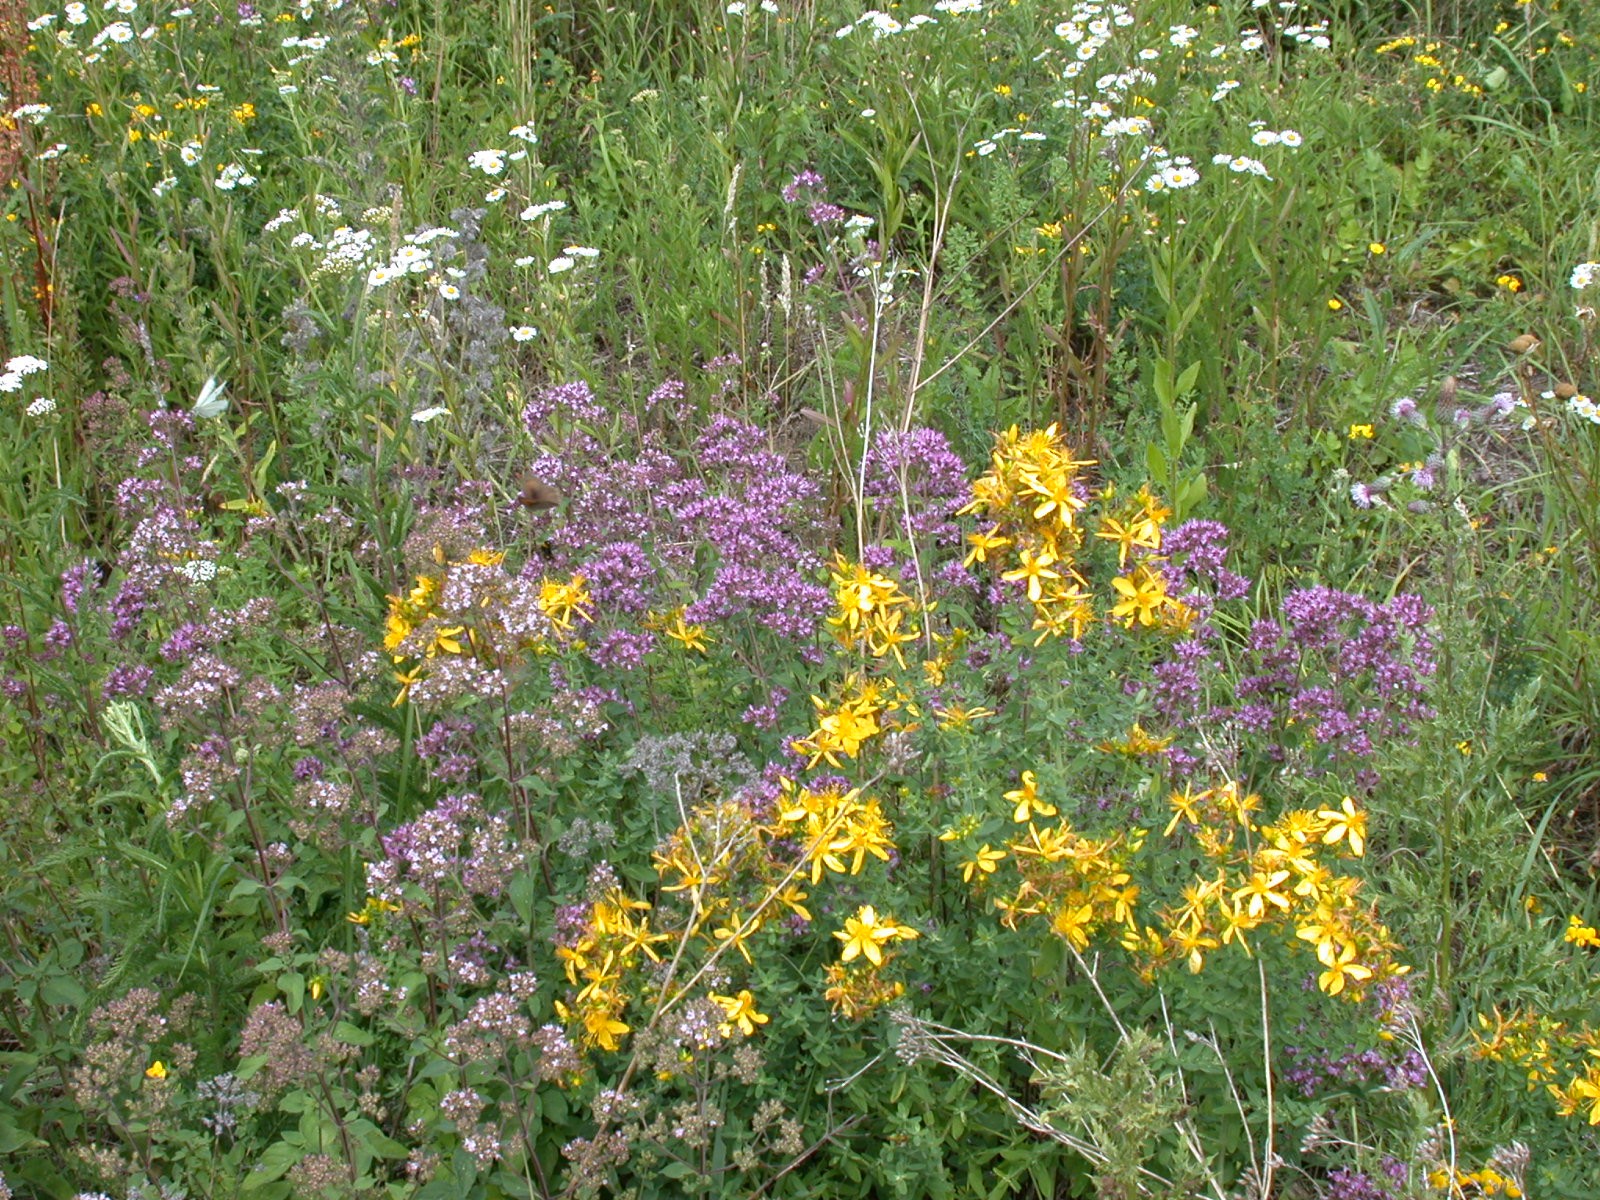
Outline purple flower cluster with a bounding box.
[861,426,969,545]
[1150,526,1434,784]
[368,792,525,903]
[520,390,833,649]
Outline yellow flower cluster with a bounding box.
[1426,1163,1524,1196]
[959,425,1183,641]
[789,674,912,768]
[1473,914,1600,1125]
[823,904,920,1019]
[1149,784,1404,996]
[595,776,911,1045]
[554,887,669,1051]
[382,545,591,704]
[826,556,921,667]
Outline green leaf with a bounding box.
[333,1020,375,1047]
[242,1140,302,1189]
[39,976,86,1008]
[278,971,305,1014]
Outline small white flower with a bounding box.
[1278,129,1303,147]
[511,325,538,341]
[367,264,395,287]
[508,123,538,143]
[0,373,21,394]
[6,355,49,376]
[485,187,507,203]
[151,175,177,196]
[466,148,508,175]
[279,84,298,95]
[179,559,219,584]
[11,104,53,124]
[412,406,451,423]
[1569,261,1598,290]
[214,163,257,190]
[180,140,204,165]
[547,256,575,274]
[27,13,57,30]
[1240,33,1264,51]
[191,375,229,419]
[520,199,568,221]
[438,283,461,300]
[513,255,537,267]
[26,396,57,416]
[1251,129,1280,146]
[563,245,600,258]
[726,1,746,14]
[65,2,88,23]
[760,0,778,11]
[861,108,877,118]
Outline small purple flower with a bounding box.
[1390,395,1422,424]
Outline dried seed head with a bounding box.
[1507,333,1540,355]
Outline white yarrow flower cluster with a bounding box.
[179,559,219,585]
[1,355,49,394]
[26,396,58,417]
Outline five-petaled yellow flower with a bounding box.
[960,844,1006,883]
[710,989,770,1037]
[1004,770,1057,823]
[1317,796,1366,856]
[834,905,917,967]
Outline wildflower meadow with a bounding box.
[3,0,1600,1195]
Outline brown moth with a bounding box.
[517,474,562,510]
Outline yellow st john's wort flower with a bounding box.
[834,905,918,967]
[710,989,770,1037]
[145,1060,168,1080]
[1004,770,1056,823]
[1316,796,1367,856]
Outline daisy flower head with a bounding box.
[466,148,507,175]
[511,325,538,341]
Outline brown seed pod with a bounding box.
[516,474,562,510]
[1553,382,1579,399]
[1507,334,1540,355]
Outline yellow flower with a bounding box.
[1348,423,1375,440]
[1109,566,1169,628]
[1317,942,1373,996]
[834,905,916,967]
[1001,547,1062,602]
[710,989,769,1037]
[664,612,712,653]
[959,844,1006,883]
[145,1061,168,1080]
[1004,770,1056,823]
[1316,796,1367,856]
[962,525,1010,568]
[1368,241,1386,255]
[1564,914,1600,949]
[1328,297,1344,311]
